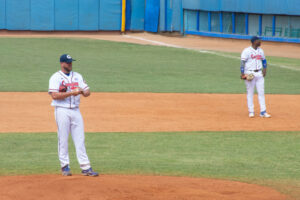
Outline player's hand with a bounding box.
[262,69,267,77]
[71,87,83,96]
[240,74,246,80]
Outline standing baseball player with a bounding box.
[48,54,98,176]
[240,36,271,118]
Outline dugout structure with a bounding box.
[183,0,300,43]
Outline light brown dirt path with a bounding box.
[0,31,299,58]
[0,175,287,200]
[0,92,299,133]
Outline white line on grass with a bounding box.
[123,35,300,72]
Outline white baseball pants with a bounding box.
[54,107,91,170]
[245,73,266,113]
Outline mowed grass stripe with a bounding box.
[0,132,299,180]
[0,38,299,94]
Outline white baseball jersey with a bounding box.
[241,46,265,72]
[48,71,89,108]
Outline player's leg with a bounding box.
[70,108,91,170]
[245,78,256,115]
[55,107,71,174]
[256,76,271,117]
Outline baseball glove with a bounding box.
[241,74,254,81]
[59,84,68,92]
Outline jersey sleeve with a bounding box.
[78,74,89,91]
[48,74,59,93]
[241,49,248,61]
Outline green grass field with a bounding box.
[0,38,299,93]
[0,37,299,199]
[0,132,299,198]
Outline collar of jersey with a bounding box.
[59,70,73,79]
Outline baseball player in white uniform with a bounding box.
[240,36,271,118]
[48,54,98,176]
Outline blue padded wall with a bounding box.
[55,0,78,30]
[145,0,160,32]
[159,0,166,31]
[126,0,145,31]
[130,0,145,30]
[99,0,121,30]
[171,0,181,31]
[31,0,54,30]
[6,0,31,30]
[159,0,181,32]
[1,0,123,31]
[79,0,99,30]
[0,0,5,29]
[183,0,300,15]
[286,0,300,15]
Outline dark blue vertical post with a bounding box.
[232,13,235,34]
[208,11,211,32]
[125,0,131,30]
[245,13,249,35]
[272,15,276,36]
[259,15,262,36]
[220,12,223,33]
[196,11,200,31]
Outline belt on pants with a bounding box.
[250,69,261,72]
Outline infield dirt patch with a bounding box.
[0,92,299,133]
[0,174,287,200]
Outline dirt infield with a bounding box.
[0,31,299,58]
[0,92,299,133]
[0,175,287,200]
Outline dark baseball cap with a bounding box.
[60,54,76,63]
[251,36,260,43]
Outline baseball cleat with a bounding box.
[249,112,255,118]
[61,165,72,176]
[82,168,99,177]
[260,111,271,118]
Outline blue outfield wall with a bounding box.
[126,0,145,31]
[145,0,160,32]
[0,0,5,29]
[0,0,299,44]
[0,0,122,31]
[159,0,181,32]
[31,0,54,31]
[6,0,31,30]
[99,1,121,30]
[183,0,300,15]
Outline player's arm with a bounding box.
[50,90,81,100]
[78,75,90,97]
[81,89,90,97]
[262,59,267,77]
[240,49,248,78]
[240,60,246,78]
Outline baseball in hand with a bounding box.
[72,87,82,96]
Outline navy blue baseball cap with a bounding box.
[251,36,260,43]
[60,54,76,63]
